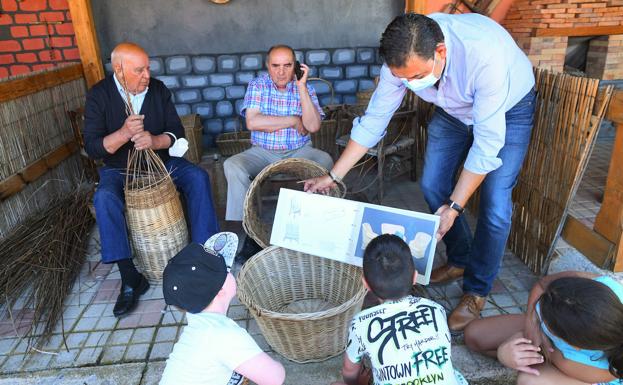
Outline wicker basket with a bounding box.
[242,158,345,248]
[180,114,203,164]
[125,150,189,284]
[216,130,252,157]
[237,246,366,363]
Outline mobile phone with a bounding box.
[294,60,304,80]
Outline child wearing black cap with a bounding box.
[332,234,468,385]
[159,232,285,385]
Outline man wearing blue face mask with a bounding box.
[305,13,535,332]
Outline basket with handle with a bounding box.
[237,246,366,363]
[215,129,252,157]
[242,158,346,249]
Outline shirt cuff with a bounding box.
[90,137,108,159]
[350,117,383,148]
[463,148,503,175]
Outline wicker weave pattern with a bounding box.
[180,114,203,164]
[125,149,189,283]
[242,158,345,248]
[237,246,366,363]
[216,130,252,156]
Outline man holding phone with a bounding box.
[223,44,333,260]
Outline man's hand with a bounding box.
[294,117,308,136]
[295,62,310,85]
[303,174,335,195]
[497,333,544,375]
[131,131,154,151]
[434,204,459,240]
[121,114,144,139]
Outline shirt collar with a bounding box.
[438,24,451,83]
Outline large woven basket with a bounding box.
[216,130,252,156]
[125,150,189,284]
[180,114,203,164]
[237,246,366,363]
[242,158,345,248]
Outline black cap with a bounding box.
[163,243,227,314]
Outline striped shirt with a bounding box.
[241,73,324,151]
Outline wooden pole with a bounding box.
[67,0,104,89]
[405,0,427,14]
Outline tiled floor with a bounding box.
[0,135,616,383]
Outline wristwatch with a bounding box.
[448,200,464,216]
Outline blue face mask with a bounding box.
[401,53,440,92]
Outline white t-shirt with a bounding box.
[346,296,463,385]
[159,312,263,385]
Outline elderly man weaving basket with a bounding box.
[83,42,219,318]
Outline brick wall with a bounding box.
[0,0,79,78]
[503,0,623,39]
[105,48,382,148]
[502,0,623,75]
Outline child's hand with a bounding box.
[497,334,544,375]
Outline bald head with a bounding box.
[111,42,150,94]
[111,42,148,66]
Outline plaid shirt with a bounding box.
[241,73,324,151]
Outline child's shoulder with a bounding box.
[351,296,446,326]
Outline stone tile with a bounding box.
[1,354,26,372]
[100,345,126,364]
[247,319,260,335]
[41,334,65,351]
[50,348,80,368]
[227,305,249,320]
[84,303,107,318]
[155,326,178,343]
[0,338,17,355]
[75,346,103,365]
[85,331,111,347]
[252,333,271,352]
[489,294,517,308]
[481,308,503,317]
[73,317,98,332]
[511,290,530,306]
[23,352,53,371]
[13,339,31,354]
[95,316,118,330]
[125,343,150,361]
[132,327,156,344]
[65,332,88,349]
[63,305,84,318]
[109,329,134,345]
[149,342,174,360]
[141,361,166,385]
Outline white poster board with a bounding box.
[270,189,440,285]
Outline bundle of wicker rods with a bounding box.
[0,187,94,350]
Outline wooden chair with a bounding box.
[67,107,100,182]
[335,97,418,203]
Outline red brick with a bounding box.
[32,63,53,71]
[40,11,64,22]
[0,54,14,64]
[0,40,21,52]
[580,2,607,7]
[599,20,622,26]
[16,52,38,63]
[55,22,74,35]
[553,13,576,18]
[1,0,17,11]
[29,24,49,36]
[10,26,29,38]
[545,3,573,9]
[0,66,8,78]
[10,64,30,76]
[38,49,61,61]
[65,10,71,21]
[63,47,79,60]
[19,0,48,11]
[48,0,68,10]
[49,36,71,47]
[0,14,12,25]
[14,13,38,23]
[22,38,44,50]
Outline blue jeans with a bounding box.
[94,157,219,264]
[421,89,535,296]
